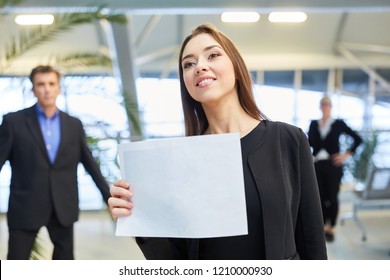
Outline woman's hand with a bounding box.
[331,152,351,167]
[108,180,133,221]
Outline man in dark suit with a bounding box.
[0,65,111,259]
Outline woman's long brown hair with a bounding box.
[178,24,267,136]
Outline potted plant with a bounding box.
[350,132,378,191]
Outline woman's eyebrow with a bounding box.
[181,45,222,62]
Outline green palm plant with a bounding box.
[0,0,23,8]
[1,6,142,138]
[29,233,47,260]
[352,132,378,183]
[2,2,142,138]
[55,52,112,68]
[2,8,126,68]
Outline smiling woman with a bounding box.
[181,34,237,112]
[178,24,265,137]
[108,23,328,260]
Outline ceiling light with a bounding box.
[221,12,260,23]
[268,12,307,23]
[15,14,54,25]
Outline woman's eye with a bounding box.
[183,61,195,69]
[209,53,221,59]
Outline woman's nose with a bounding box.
[195,64,207,74]
[195,58,209,74]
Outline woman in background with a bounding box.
[308,96,362,242]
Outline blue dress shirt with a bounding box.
[35,104,61,164]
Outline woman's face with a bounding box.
[181,33,236,106]
[320,100,332,116]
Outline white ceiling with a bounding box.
[1,0,390,77]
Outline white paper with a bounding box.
[116,133,248,238]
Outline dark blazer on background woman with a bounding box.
[308,119,362,157]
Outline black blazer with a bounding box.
[308,119,362,157]
[136,120,327,260]
[0,105,111,230]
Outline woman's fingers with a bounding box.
[108,180,133,220]
[108,197,133,220]
[108,196,132,209]
[114,179,130,189]
[110,180,132,199]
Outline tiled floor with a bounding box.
[0,211,145,260]
[0,188,389,260]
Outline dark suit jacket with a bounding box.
[0,105,111,230]
[308,119,362,157]
[136,120,327,260]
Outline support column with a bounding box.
[293,70,302,126]
[364,75,376,132]
[100,15,143,141]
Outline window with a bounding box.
[1,69,390,212]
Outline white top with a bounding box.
[314,118,335,162]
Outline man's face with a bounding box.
[32,72,61,110]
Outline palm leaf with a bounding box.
[352,132,378,182]
[0,0,24,8]
[56,52,112,68]
[3,8,127,67]
[29,234,47,260]
[122,90,143,139]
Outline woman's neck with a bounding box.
[320,114,332,126]
[203,103,260,138]
[321,113,331,122]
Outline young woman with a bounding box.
[308,96,362,242]
[109,24,327,260]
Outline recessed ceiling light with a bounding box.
[268,12,307,23]
[221,12,260,23]
[15,14,54,25]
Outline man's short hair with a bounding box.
[29,65,61,85]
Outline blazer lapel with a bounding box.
[25,106,51,163]
[248,121,287,259]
